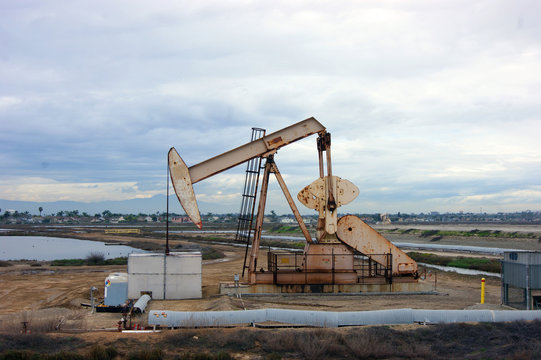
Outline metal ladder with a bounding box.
[235,127,266,277]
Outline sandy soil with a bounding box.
[5,222,536,334]
[0,237,504,333]
[1,224,536,360]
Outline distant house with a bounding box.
[280,217,296,224]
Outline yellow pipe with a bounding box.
[481,277,486,304]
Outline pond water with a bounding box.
[392,241,520,255]
[0,236,146,261]
[196,232,518,254]
[419,262,501,278]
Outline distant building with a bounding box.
[379,213,391,224]
[171,216,190,223]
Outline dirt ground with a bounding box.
[0,236,504,332]
[2,224,540,360]
[4,222,538,331]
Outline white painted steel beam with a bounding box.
[169,117,325,228]
[188,117,325,184]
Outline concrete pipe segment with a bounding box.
[148,308,541,328]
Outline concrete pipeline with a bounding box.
[148,308,541,328]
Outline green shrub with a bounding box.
[269,226,301,233]
[447,258,501,273]
[407,252,501,273]
[50,259,86,266]
[104,257,127,265]
[50,256,126,266]
[85,252,105,265]
[420,230,439,237]
[201,247,225,260]
[475,230,492,237]
[400,228,416,234]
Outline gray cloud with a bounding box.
[1,0,540,214]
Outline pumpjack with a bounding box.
[169,117,418,291]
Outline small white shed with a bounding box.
[128,252,202,300]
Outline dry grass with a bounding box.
[2,316,541,359]
[158,321,541,359]
[0,333,83,355]
[86,345,118,360]
[296,329,343,359]
[126,347,164,360]
[0,308,87,334]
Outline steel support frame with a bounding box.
[247,156,313,284]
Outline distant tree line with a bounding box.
[1,207,541,224]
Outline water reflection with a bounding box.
[0,236,146,261]
[419,262,500,278]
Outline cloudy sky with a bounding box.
[1,0,540,216]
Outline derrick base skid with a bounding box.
[230,246,425,295]
[220,278,431,295]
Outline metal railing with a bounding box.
[267,250,393,285]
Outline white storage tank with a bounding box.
[128,252,202,300]
[104,272,128,306]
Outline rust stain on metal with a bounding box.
[267,136,284,146]
[336,215,417,275]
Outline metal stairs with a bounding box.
[235,127,266,277]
